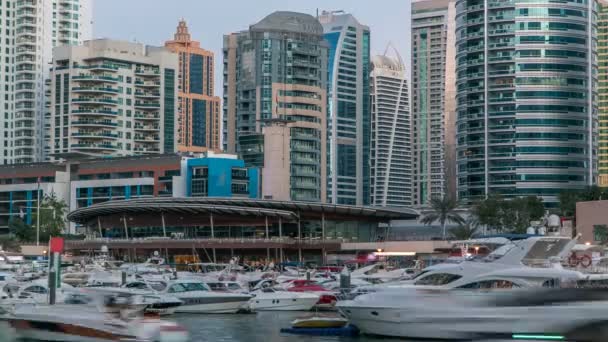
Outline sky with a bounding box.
[93,0,412,97]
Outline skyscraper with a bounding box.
[47,39,178,158]
[223,11,328,202]
[456,0,597,206]
[370,47,412,207]
[599,0,608,186]
[165,20,221,154]
[0,0,93,164]
[411,0,457,205]
[319,11,371,205]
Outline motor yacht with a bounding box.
[83,285,182,316]
[154,278,252,313]
[339,287,608,340]
[249,288,320,311]
[361,236,584,292]
[2,300,189,342]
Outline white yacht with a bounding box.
[155,278,252,314]
[2,301,189,342]
[339,287,608,340]
[249,288,320,311]
[339,236,597,339]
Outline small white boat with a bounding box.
[249,288,320,311]
[158,278,252,314]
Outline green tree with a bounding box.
[473,195,544,233]
[31,193,68,240]
[9,218,35,242]
[450,218,479,240]
[421,196,465,240]
[0,235,21,252]
[558,191,579,217]
[472,193,506,231]
[508,196,545,233]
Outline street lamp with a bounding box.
[19,206,56,246]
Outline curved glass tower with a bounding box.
[456,0,598,206]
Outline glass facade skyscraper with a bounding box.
[411,0,458,205]
[319,11,371,206]
[223,11,328,202]
[456,0,598,206]
[370,48,413,207]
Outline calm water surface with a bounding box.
[175,311,388,342]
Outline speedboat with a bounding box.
[82,286,182,316]
[249,288,320,311]
[2,301,189,342]
[285,279,338,309]
[339,287,608,340]
[157,278,252,314]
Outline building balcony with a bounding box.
[134,125,159,131]
[72,75,120,82]
[78,64,119,72]
[71,120,118,128]
[72,86,120,94]
[134,135,160,142]
[71,132,119,139]
[71,143,118,151]
[134,91,161,98]
[134,68,160,76]
[16,0,36,9]
[134,114,161,120]
[72,98,119,105]
[134,80,161,87]
[72,109,118,116]
[16,19,36,27]
[134,102,160,109]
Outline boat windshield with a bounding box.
[168,282,208,293]
[481,244,514,262]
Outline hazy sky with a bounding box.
[93,0,412,96]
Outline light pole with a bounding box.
[19,206,55,246]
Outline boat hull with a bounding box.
[249,297,318,311]
[6,318,133,342]
[174,299,250,314]
[340,303,608,340]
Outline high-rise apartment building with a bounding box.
[223,11,328,202]
[456,0,597,206]
[0,0,93,164]
[319,11,371,206]
[47,39,178,158]
[411,0,457,205]
[370,48,412,207]
[165,20,221,153]
[599,0,608,186]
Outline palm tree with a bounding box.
[421,196,465,240]
[450,218,479,240]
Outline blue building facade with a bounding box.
[185,156,259,199]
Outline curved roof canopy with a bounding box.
[67,197,418,224]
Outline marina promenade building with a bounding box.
[370,49,413,207]
[319,11,371,206]
[411,0,458,205]
[223,11,328,202]
[47,39,178,158]
[0,153,258,235]
[455,0,598,206]
[165,20,221,153]
[0,0,93,164]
